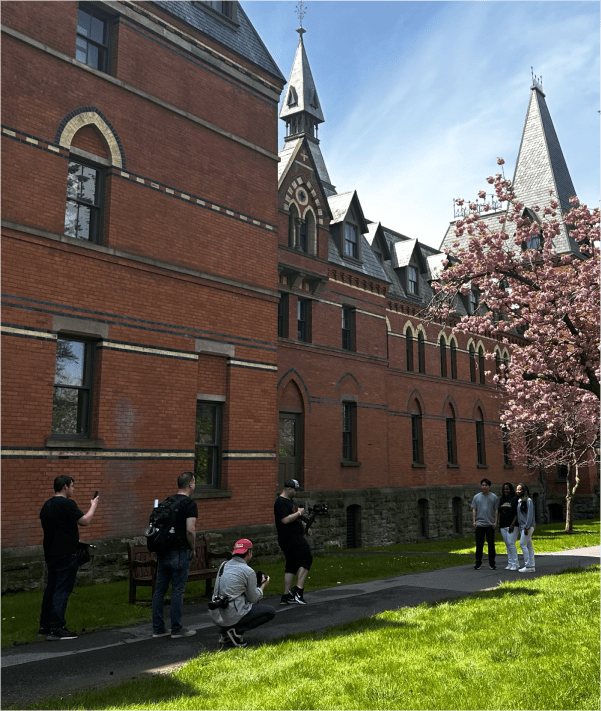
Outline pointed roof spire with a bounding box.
[513,80,576,218]
[279,23,325,125]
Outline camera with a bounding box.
[301,503,329,531]
[256,570,267,586]
[208,595,230,610]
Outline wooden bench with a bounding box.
[127,536,231,604]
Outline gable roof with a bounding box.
[327,191,369,233]
[365,222,392,262]
[151,1,285,82]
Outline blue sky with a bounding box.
[244,1,600,249]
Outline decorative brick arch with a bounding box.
[406,389,426,414]
[334,372,363,393]
[55,107,126,168]
[471,399,488,420]
[442,394,459,418]
[277,368,311,414]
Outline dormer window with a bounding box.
[469,289,478,314]
[523,234,541,251]
[287,86,298,107]
[407,265,418,295]
[344,223,358,259]
[200,1,236,20]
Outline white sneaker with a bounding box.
[518,567,535,573]
[505,565,512,570]
[508,566,519,571]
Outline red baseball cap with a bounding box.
[232,538,253,555]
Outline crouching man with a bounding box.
[209,538,275,649]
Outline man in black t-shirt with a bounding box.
[151,471,198,639]
[39,475,99,640]
[274,479,312,606]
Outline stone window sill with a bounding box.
[192,490,233,500]
[504,464,514,469]
[412,463,426,468]
[341,461,361,468]
[447,463,460,468]
[45,438,105,449]
[477,464,489,469]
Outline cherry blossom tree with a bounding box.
[429,160,600,531]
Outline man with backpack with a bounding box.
[151,471,198,638]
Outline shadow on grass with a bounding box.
[7,674,199,711]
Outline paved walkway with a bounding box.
[2,547,598,707]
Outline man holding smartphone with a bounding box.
[39,476,99,640]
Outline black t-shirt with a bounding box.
[40,497,84,558]
[498,497,518,528]
[165,494,198,551]
[274,496,304,542]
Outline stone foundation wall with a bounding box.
[3,484,597,594]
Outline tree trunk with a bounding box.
[564,462,581,533]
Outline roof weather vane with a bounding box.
[296,1,306,35]
[531,67,543,92]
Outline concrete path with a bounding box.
[2,547,598,708]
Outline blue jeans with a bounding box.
[152,549,192,634]
[40,553,79,631]
[220,604,275,635]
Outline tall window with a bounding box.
[411,404,423,465]
[342,402,356,462]
[407,266,418,295]
[478,346,486,385]
[297,299,310,342]
[288,205,299,248]
[76,4,110,72]
[278,293,288,338]
[475,412,486,466]
[446,406,457,465]
[64,159,103,243]
[406,327,414,372]
[495,350,502,378]
[52,338,94,437]
[469,344,477,382]
[469,289,478,314]
[417,332,426,374]
[418,499,429,538]
[344,223,358,258]
[194,401,222,488]
[299,219,308,252]
[440,336,447,378]
[450,340,458,379]
[342,306,355,351]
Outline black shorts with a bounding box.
[279,536,312,574]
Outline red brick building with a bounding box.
[1,0,287,587]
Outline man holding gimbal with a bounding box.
[208,538,274,649]
[274,479,313,606]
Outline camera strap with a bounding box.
[213,560,228,599]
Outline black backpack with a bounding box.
[144,496,182,554]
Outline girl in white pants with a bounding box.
[516,483,536,571]
[498,482,519,570]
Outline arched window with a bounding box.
[299,218,307,252]
[440,336,447,378]
[288,204,299,248]
[469,289,478,314]
[495,350,501,378]
[475,408,486,465]
[406,327,414,372]
[417,332,426,374]
[452,497,463,534]
[418,499,429,538]
[446,403,457,465]
[411,400,424,465]
[305,210,317,255]
[450,340,458,379]
[469,344,476,382]
[478,346,486,385]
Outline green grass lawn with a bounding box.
[20,565,600,711]
[2,518,597,649]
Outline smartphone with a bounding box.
[93,491,99,499]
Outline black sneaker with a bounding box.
[38,627,50,637]
[474,563,482,570]
[226,628,247,648]
[291,586,307,605]
[47,627,78,640]
[280,592,294,605]
[489,564,497,570]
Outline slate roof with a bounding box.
[392,238,418,268]
[328,235,390,285]
[440,210,506,253]
[151,1,285,81]
[440,85,579,256]
[327,191,355,224]
[279,32,325,123]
